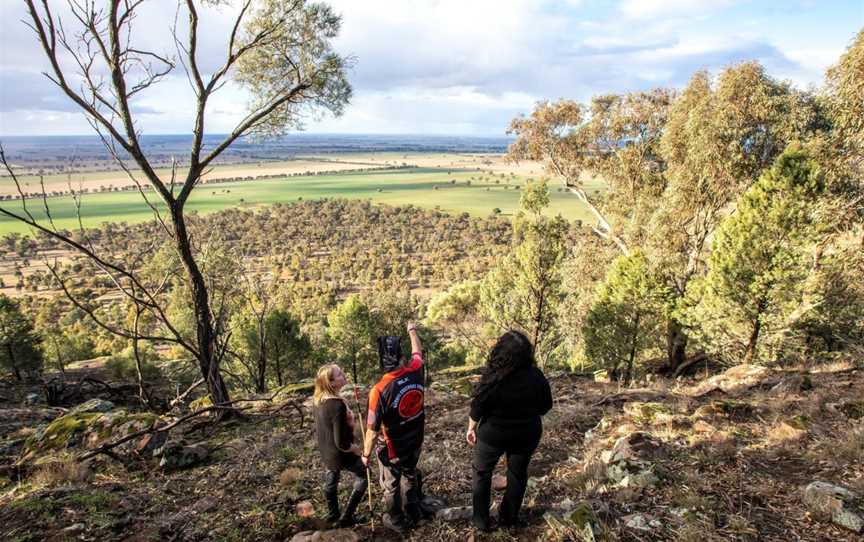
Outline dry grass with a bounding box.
[675,516,724,542]
[564,460,607,495]
[807,423,864,469]
[30,456,92,487]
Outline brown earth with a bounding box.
[1,361,863,541]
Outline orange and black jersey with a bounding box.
[367,352,425,459]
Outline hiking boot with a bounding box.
[337,486,366,527]
[406,503,423,527]
[324,489,340,524]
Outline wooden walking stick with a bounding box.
[350,356,375,532]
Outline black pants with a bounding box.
[323,454,368,520]
[472,418,541,530]
[377,447,422,526]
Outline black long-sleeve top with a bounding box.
[313,398,355,471]
[469,365,552,422]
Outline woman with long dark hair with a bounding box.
[466,330,553,532]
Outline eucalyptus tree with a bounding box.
[651,62,822,371]
[1,0,352,407]
[682,148,826,364]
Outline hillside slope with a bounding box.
[1,362,863,541]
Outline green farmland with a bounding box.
[0,167,602,235]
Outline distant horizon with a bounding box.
[0,132,514,140]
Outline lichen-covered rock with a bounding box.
[693,399,754,420]
[770,374,813,394]
[599,432,664,490]
[691,364,771,397]
[158,442,210,470]
[68,399,116,415]
[20,409,158,462]
[802,481,863,533]
[623,402,673,425]
[602,432,665,465]
[622,513,661,531]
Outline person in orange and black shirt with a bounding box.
[361,322,425,535]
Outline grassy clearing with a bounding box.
[0,167,603,235]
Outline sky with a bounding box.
[0,0,862,137]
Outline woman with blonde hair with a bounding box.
[313,363,368,527]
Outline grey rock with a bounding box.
[436,506,472,521]
[61,523,86,535]
[802,481,863,533]
[69,399,115,415]
[158,442,210,470]
[136,431,168,457]
[24,393,42,405]
[622,513,661,531]
[803,481,855,502]
[834,508,864,533]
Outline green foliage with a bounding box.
[105,345,163,383]
[682,148,826,364]
[234,0,352,138]
[519,178,551,215]
[480,181,569,366]
[558,234,618,371]
[425,280,490,366]
[326,294,376,382]
[583,251,668,383]
[233,307,313,389]
[0,294,43,379]
[777,243,864,362]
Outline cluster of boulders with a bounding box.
[17,398,210,471]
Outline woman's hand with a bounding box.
[466,416,478,446]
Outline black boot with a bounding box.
[324,488,340,524]
[337,487,366,527]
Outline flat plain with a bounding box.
[0,153,602,235]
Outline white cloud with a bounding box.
[618,0,739,20]
[0,0,856,136]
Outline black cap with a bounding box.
[377,336,403,372]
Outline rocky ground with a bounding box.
[1,361,864,541]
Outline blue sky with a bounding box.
[0,0,861,136]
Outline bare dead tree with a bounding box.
[3,0,352,410]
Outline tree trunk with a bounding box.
[171,206,231,406]
[743,317,762,364]
[665,318,688,372]
[625,313,641,386]
[7,344,21,381]
[274,342,283,387]
[256,320,267,393]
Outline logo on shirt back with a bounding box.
[398,389,423,418]
[392,383,424,419]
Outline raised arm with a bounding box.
[407,321,421,355]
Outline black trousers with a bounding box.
[377,446,422,525]
[323,454,368,520]
[472,418,541,530]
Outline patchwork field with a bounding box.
[0,155,604,235]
